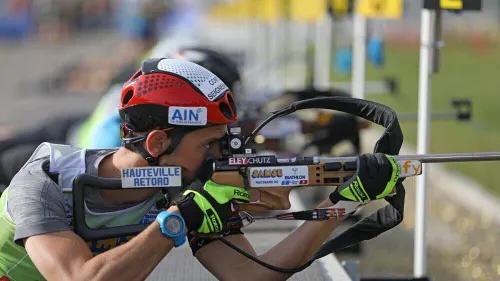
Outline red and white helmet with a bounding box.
[119,58,238,133]
[118,58,238,165]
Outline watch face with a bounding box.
[165,216,183,235]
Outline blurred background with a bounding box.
[1,0,500,280]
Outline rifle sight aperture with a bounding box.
[220,127,249,159]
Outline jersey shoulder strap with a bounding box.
[23,142,86,192]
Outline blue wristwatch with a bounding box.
[156,211,186,247]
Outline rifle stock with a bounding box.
[212,162,362,211]
[212,159,421,211]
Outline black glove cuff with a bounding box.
[329,188,341,205]
[175,193,204,232]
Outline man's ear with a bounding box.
[145,130,171,157]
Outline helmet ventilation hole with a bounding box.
[122,90,134,106]
[219,102,233,120]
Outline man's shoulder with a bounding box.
[5,157,65,224]
[10,156,51,184]
[7,156,63,210]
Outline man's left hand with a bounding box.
[330,153,400,204]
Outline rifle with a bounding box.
[210,97,499,216]
[212,148,500,212]
[212,145,422,212]
[213,96,404,215]
[204,96,500,273]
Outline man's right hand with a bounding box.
[176,180,250,233]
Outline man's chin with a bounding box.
[180,169,201,187]
[181,168,195,181]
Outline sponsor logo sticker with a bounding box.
[168,106,207,126]
[228,156,272,166]
[399,160,422,177]
[249,166,309,187]
[199,75,229,101]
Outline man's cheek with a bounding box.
[182,169,195,180]
[188,154,205,168]
[183,157,205,175]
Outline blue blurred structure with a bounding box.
[114,1,153,41]
[0,1,34,40]
[367,35,384,68]
[334,47,353,75]
[89,114,122,148]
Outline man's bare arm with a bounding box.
[196,200,344,281]
[25,207,181,281]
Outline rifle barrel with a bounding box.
[316,152,500,164]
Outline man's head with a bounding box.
[118,58,238,181]
[134,125,227,180]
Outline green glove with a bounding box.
[176,180,250,233]
[330,153,400,204]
